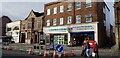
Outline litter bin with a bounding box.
[34,46,36,49]
[41,46,43,50]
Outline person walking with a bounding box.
[81,43,86,56]
[92,42,99,58]
[86,42,90,57]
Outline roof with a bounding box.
[32,10,44,17]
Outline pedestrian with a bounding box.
[81,43,86,56]
[86,42,90,57]
[92,42,99,58]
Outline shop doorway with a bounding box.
[54,34,67,45]
[71,31,94,46]
[21,33,25,43]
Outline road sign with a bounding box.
[56,45,63,52]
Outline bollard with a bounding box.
[63,49,67,57]
[28,48,33,55]
[53,49,57,58]
[44,49,47,57]
[71,49,75,56]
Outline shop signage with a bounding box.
[69,26,95,31]
[49,28,68,31]
[44,26,68,33]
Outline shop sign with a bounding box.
[49,28,68,31]
[69,26,95,31]
[44,26,68,33]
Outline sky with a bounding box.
[0,0,115,25]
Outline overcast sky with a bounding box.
[0,0,115,25]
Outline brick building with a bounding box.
[114,0,120,49]
[0,16,12,36]
[20,10,44,44]
[43,0,111,47]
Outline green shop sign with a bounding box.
[49,28,68,31]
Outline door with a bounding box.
[21,33,25,43]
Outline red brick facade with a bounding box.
[44,1,109,47]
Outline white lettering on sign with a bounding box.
[70,26,94,31]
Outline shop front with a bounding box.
[43,26,69,46]
[69,22,98,46]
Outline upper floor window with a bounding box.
[60,5,64,13]
[22,24,25,29]
[13,26,19,30]
[86,0,92,8]
[60,18,63,25]
[28,23,32,29]
[76,15,81,23]
[47,9,50,15]
[67,4,72,11]
[76,2,81,10]
[67,16,72,24]
[85,14,92,22]
[53,7,57,14]
[38,22,42,28]
[53,19,56,26]
[7,27,11,31]
[46,20,50,26]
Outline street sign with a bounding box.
[56,45,63,52]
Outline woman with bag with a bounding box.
[92,42,99,58]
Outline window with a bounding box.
[86,0,92,8]
[22,24,25,29]
[76,15,81,23]
[53,7,57,14]
[53,19,56,26]
[85,14,92,22]
[7,27,11,31]
[60,5,64,13]
[67,4,72,11]
[67,16,72,24]
[76,2,81,10]
[47,9,50,15]
[13,26,19,30]
[46,20,50,26]
[28,23,32,29]
[60,18,63,25]
[38,22,42,28]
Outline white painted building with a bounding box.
[6,21,21,43]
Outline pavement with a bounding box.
[2,43,120,57]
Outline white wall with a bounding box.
[6,21,21,43]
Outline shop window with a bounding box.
[53,7,57,14]
[86,0,92,8]
[67,16,72,24]
[67,4,72,11]
[46,20,50,26]
[53,19,56,26]
[85,14,92,22]
[76,2,81,10]
[60,18,63,25]
[38,22,42,28]
[60,5,64,13]
[76,15,81,23]
[47,9,50,15]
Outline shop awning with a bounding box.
[70,31,94,34]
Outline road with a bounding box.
[2,50,120,58]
